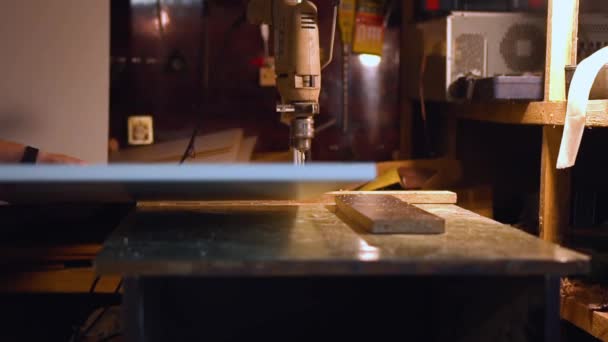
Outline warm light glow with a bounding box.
[160,9,170,28]
[358,54,381,68]
[357,240,379,261]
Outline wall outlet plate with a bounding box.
[259,67,276,87]
[128,116,154,146]
[259,57,276,87]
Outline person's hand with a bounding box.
[37,151,86,165]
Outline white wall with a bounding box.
[0,0,109,163]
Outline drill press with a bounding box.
[247,0,337,164]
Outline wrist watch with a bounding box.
[20,146,39,164]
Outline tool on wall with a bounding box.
[339,0,356,134]
[258,23,277,87]
[352,0,387,58]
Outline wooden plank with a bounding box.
[109,129,243,163]
[252,151,291,162]
[562,295,608,341]
[540,126,571,243]
[360,159,462,191]
[449,100,608,127]
[0,244,101,263]
[335,194,445,234]
[455,185,493,219]
[0,244,118,293]
[236,136,257,162]
[540,0,578,243]
[545,0,579,101]
[0,268,121,293]
[358,167,403,191]
[138,191,458,209]
[376,158,459,176]
[374,158,463,190]
[327,191,457,204]
[561,280,608,341]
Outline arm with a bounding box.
[0,140,27,163]
[0,139,85,164]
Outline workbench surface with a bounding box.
[95,202,589,276]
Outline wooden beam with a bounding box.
[540,127,571,243]
[449,100,608,127]
[540,0,578,243]
[544,0,579,102]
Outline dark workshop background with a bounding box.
[110,0,402,161]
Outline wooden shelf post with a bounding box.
[540,0,579,243]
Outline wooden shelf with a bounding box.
[0,268,122,293]
[447,100,608,127]
[561,280,608,340]
[0,243,102,263]
[0,243,121,293]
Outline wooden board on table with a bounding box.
[326,191,457,204]
[109,129,243,163]
[561,280,608,341]
[335,194,445,234]
[562,295,608,341]
[137,191,458,208]
[236,136,258,162]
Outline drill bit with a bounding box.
[293,149,306,165]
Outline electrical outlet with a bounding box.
[259,67,276,87]
[128,115,154,146]
[259,57,276,87]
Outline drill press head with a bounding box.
[280,104,318,165]
[248,0,322,164]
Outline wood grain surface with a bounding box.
[540,0,578,243]
[448,100,608,127]
[335,194,445,234]
[327,191,457,204]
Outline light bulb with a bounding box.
[358,54,381,68]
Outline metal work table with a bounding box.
[96,201,589,342]
[97,202,588,276]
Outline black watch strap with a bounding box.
[21,146,39,164]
